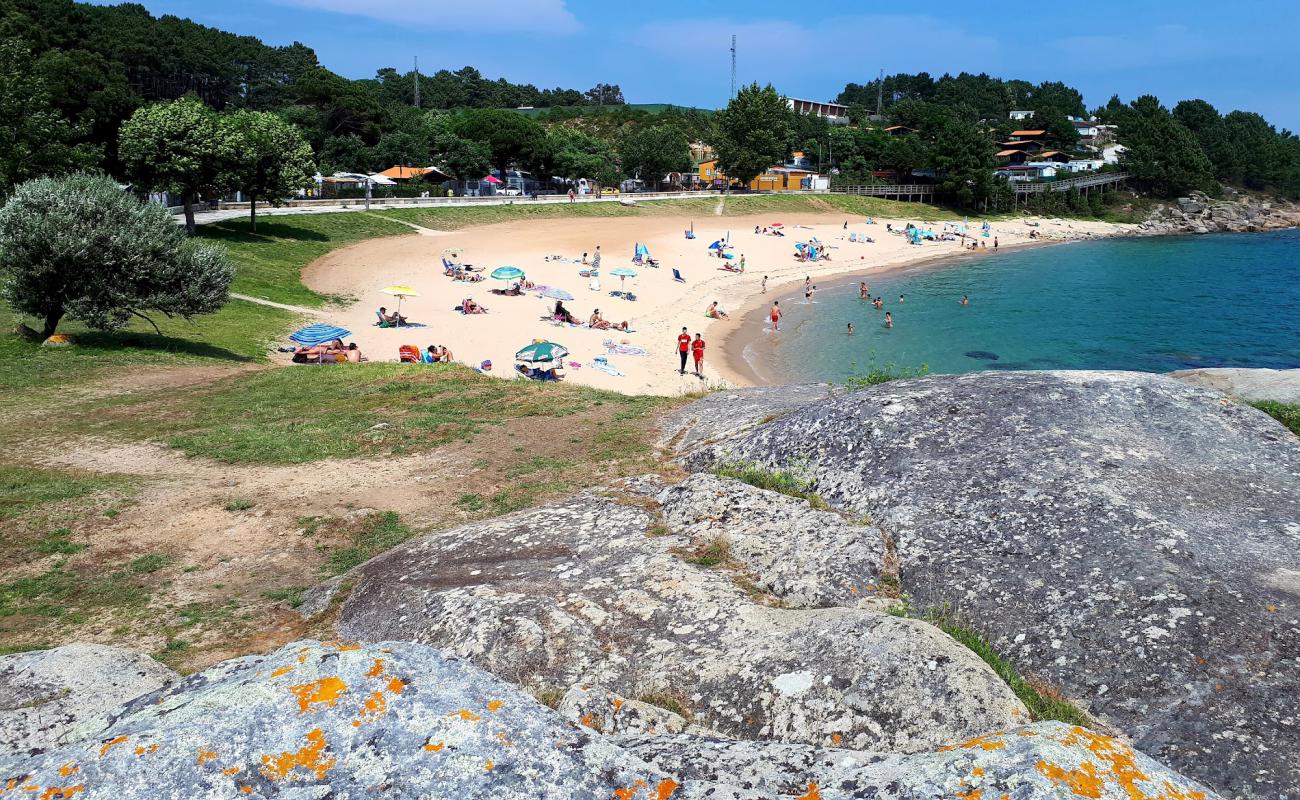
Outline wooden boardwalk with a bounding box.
[830,173,1127,203]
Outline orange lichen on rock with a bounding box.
[656,778,679,799]
[796,783,822,800]
[387,677,406,695]
[486,700,503,713]
[270,666,295,679]
[196,749,219,765]
[957,789,983,800]
[366,659,385,677]
[98,736,129,758]
[239,787,253,794]
[132,744,159,757]
[260,728,336,782]
[353,690,389,727]
[56,765,77,779]
[484,760,494,771]
[830,734,842,746]
[222,767,240,776]
[610,698,624,713]
[1036,759,1103,798]
[423,742,445,753]
[580,713,597,729]
[939,734,1007,752]
[36,786,84,800]
[972,767,986,777]
[448,709,482,722]
[289,676,348,714]
[495,731,514,747]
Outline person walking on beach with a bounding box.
[770,301,782,331]
[738,254,746,272]
[691,333,706,378]
[884,312,894,328]
[677,327,691,374]
[993,237,999,250]
[592,246,601,271]
[762,275,768,293]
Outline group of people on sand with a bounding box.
[754,226,785,237]
[460,296,486,314]
[422,344,454,363]
[550,299,628,331]
[292,339,362,363]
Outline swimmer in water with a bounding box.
[847,322,854,335]
[898,294,905,303]
[859,281,869,300]
[960,295,970,306]
[884,312,893,328]
[770,301,782,331]
[806,285,816,302]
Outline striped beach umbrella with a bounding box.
[491,266,526,281]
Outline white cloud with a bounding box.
[273,0,580,35]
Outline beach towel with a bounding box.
[603,340,648,356]
[398,345,421,363]
[589,358,624,377]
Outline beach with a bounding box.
[300,209,1134,394]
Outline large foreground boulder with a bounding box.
[0,644,176,753]
[335,477,1028,753]
[0,639,1219,799]
[682,370,1300,798]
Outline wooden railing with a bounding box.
[831,184,935,198]
[1013,172,1128,194]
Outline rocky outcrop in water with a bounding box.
[0,644,176,753]
[1140,191,1300,234]
[682,370,1300,798]
[0,639,1221,800]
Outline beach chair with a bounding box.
[672,269,685,283]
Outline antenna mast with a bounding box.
[730,35,737,100]
[875,68,883,119]
[413,56,421,108]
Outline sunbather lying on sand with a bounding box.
[461,297,486,314]
[587,309,630,331]
[554,300,580,324]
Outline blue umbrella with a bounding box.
[289,324,351,346]
[609,266,637,294]
[491,266,525,281]
[516,341,569,362]
[540,287,575,301]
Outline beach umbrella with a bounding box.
[289,324,351,346]
[491,266,526,282]
[381,285,419,314]
[770,222,784,228]
[540,287,574,301]
[609,266,637,293]
[516,340,568,363]
[708,240,723,250]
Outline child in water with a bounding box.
[884,312,893,328]
[846,322,854,335]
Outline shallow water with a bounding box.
[741,230,1300,382]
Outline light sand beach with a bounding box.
[300,210,1133,394]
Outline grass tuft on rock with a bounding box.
[1250,400,1300,435]
[712,461,828,509]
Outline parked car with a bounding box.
[497,187,523,196]
[600,186,620,195]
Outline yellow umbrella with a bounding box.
[381,285,419,315]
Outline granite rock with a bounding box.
[683,370,1300,798]
[336,482,1029,753]
[0,644,176,755]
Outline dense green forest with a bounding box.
[3,0,1299,204]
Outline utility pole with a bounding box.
[413,56,421,108]
[875,68,884,120]
[730,35,737,100]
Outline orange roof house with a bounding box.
[1010,129,1047,138]
[377,166,435,181]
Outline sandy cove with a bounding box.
[299,211,1134,395]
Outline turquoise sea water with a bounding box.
[738,230,1300,382]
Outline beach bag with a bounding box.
[398,345,421,363]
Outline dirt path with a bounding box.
[229,293,324,315]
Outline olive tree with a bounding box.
[0,173,232,338]
[225,110,316,232]
[118,98,233,233]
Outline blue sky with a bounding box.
[98,0,1300,130]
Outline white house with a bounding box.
[1009,110,1035,121]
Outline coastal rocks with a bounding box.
[0,639,683,799]
[558,685,692,736]
[657,473,888,609]
[335,482,1029,753]
[658,384,833,457]
[0,644,176,753]
[1170,366,1300,404]
[621,722,1223,800]
[1141,191,1300,234]
[682,370,1300,798]
[0,639,1221,800]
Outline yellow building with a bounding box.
[697,159,723,184]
